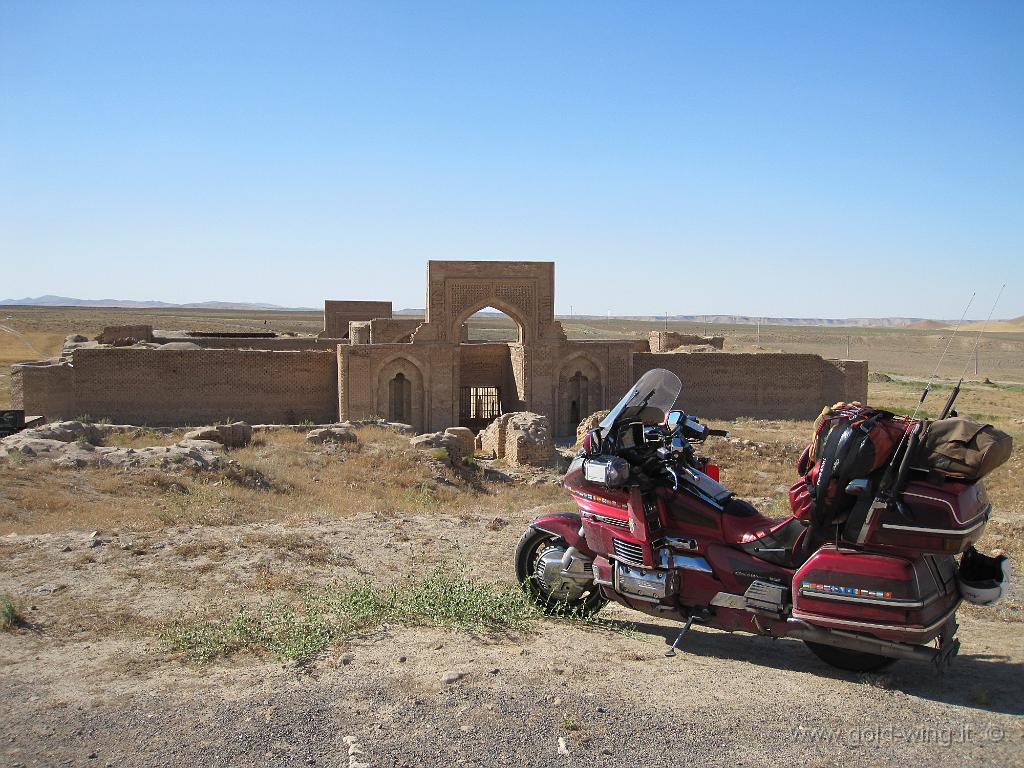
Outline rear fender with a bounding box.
[530,512,591,554]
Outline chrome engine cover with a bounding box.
[614,562,674,602]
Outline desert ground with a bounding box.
[1,307,1023,767]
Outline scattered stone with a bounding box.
[306,426,357,445]
[31,584,66,595]
[443,426,475,458]
[478,412,554,467]
[485,516,509,531]
[409,431,467,463]
[442,671,469,685]
[557,737,570,756]
[575,410,610,446]
[183,422,252,448]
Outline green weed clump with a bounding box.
[1,594,25,631]
[163,568,538,663]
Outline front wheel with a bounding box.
[804,641,897,672]
[515,527,607,617]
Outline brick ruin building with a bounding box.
[11,260,867,437]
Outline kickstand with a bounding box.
[665,614,695,658]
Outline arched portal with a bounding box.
[556,356,604,438]
[388,372,412,423]
[568,370,588,428]
[375,356,426,432]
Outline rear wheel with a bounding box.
[804,641,897,672]
[515,527,606,617]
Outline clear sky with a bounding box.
[1,2,1021,318]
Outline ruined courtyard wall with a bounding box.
[323,301,392,338]
[369,318,423,344]
[69,348,337,425]
[648,331,725,352]
[631,353,868,419]
[159,337,335,351]
[10,363,75,420]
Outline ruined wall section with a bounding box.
[322,300,392,338]
[69,349,337,425]
[648,331,725,352]
[10,362,75,420]
[632,353,868,419]
[369,318,423,344]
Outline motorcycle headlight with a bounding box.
[583,457,630,488]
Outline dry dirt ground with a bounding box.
[2,418,1023,768]
[2,307,1023,767]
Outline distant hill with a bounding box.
[559,314,943,328]
[0,295,318,311]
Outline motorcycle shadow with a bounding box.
[629,621,1024,716]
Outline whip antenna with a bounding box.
[882,292,975,477]
[939,283,1006,419]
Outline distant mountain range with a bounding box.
[0,295,318,311]
[4,297,1015,330]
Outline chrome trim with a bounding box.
[710,592,746,610]
[655,548,713,573]
[881,516,987,536]
[611,537,645,566]
[856,500,887,544]
[791,603,959,637]
[584,512,630,529]
[901,491,985,526]
[798,588,931,609]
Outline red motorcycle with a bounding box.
[515,369,1011,672]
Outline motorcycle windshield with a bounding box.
[599,368,682,434]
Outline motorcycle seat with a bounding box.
[719,498,779,544]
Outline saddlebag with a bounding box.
[792,546,960,642]
[913,417,1013,481]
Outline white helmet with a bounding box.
[958,547,1011,606]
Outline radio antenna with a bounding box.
[883,292,975,477]
[939,284,1005,419]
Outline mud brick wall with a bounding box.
[10,363,75,420]
[369,318,422,344]
[648,332,725,352]
[323,301,392,338]
[70,348,338,425]
[823,359,869,404]
[166,337,335,351]
[97,325,154,344]
[632,353,868,420]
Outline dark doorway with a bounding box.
[568,371,589,430]
[459,386,501,433]
[389,373,412,423]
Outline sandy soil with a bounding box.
[2,508,1021,768]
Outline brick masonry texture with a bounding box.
[13,261,867,432]
[22,349,338,425]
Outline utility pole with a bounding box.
[756,319,760,346]
[846,335,851,359]
[665,311,669,331]
[975,344,979,376]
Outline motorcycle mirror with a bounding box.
[666,410,684,427]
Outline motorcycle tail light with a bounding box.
[698,459,720,482]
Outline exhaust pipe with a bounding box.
[785,619,954,664]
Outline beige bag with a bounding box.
[915,417,1013,480]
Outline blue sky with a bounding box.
[1,2,1021,318]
